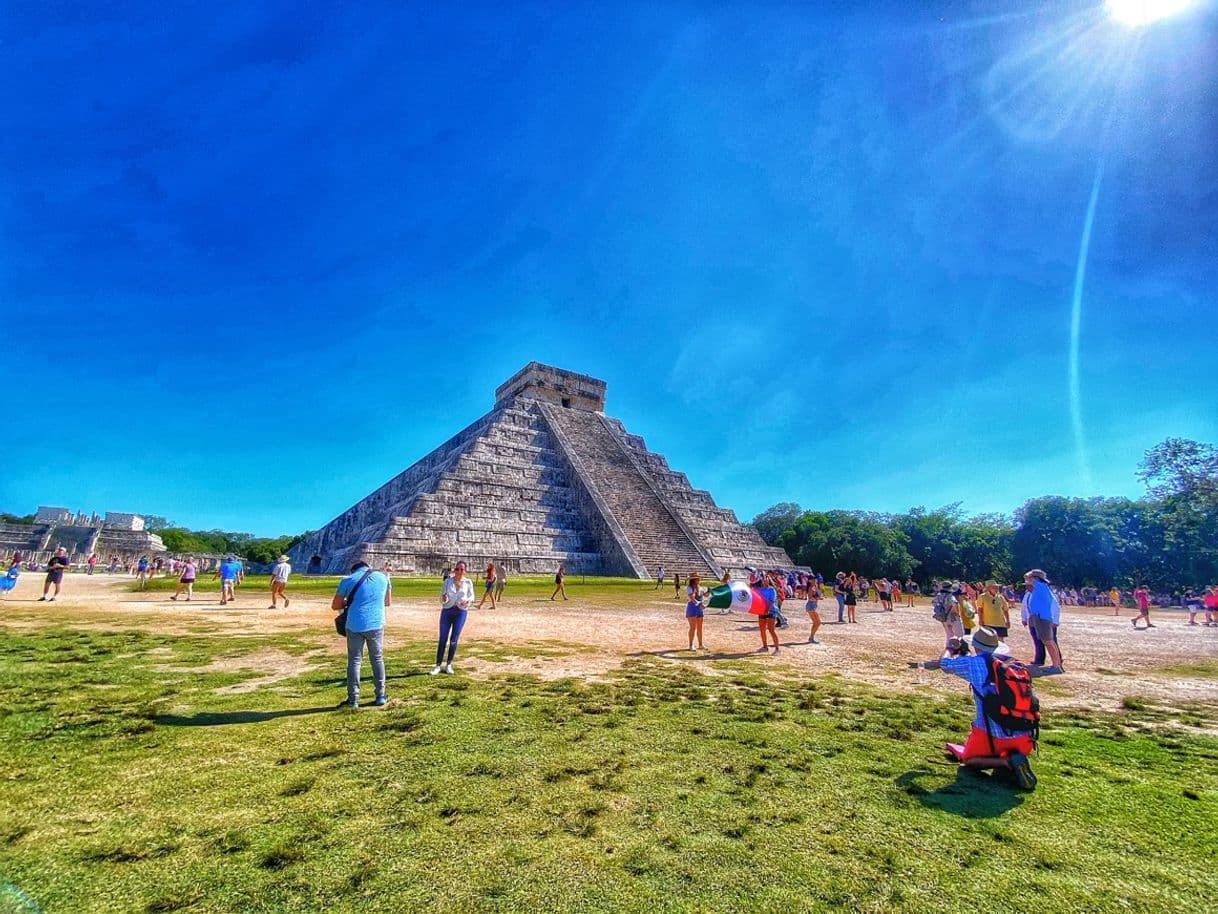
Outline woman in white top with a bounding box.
[433,561,474,675]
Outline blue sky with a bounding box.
[2,1,1215,536]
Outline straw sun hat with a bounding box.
[965,626,1009,655]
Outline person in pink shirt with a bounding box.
[1203,586,1218,627]
[1131,585,1153,630]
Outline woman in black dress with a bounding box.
[844,572,859,623]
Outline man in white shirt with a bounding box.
[269,555,291,608]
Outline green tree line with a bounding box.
[751,438,1218,590]
[154,528,308,565]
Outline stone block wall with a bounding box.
[603,418,795,575]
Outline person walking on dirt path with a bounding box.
[1131,585,1153,629]
[494,563,507,601]
[933,582,963,649]
[333,561,391,706]
[1024,570,1063,671]
[477,562,498,610]
[39,547,69,602]
[86,552,97,575]
[805,577,822,643]
[215,554,241,606]
[171,556,197,601]
[551,565,569,601]
[135,556,150,590]
[433,560,472,675]
[654,565,666,590]
[269,555,291,608]
[685,573,705,651]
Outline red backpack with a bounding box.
[979,655,1040,738]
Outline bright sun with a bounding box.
[1106,0,1194,25]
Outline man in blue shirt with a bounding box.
[1023,569,1063,672]
[940,626,1037,789]
[215,554,242,606]
[332,561,392,708]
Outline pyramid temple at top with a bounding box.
[290,363,793,578]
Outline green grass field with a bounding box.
[2,604,1216,912]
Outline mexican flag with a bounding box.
[707,582,767,615]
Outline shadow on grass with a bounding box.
[156,707,335,727]
[896,766,1025,818]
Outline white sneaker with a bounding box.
[444,663,454,675]
[429,665,442,676]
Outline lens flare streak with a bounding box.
[1069,159,1106,490]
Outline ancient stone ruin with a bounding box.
[290,363,793,578]
[0,507,166,566]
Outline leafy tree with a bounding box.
[779,510,914,579]
[0,512,35,525]
[142,515,175,531]
[1138,438,1218,588]
[750,503,803,545]
[1139,438,1218,501]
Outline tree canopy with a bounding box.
[751,438,1217,589]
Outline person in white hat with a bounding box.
[939,626,1038,790]
[269,554,292,609]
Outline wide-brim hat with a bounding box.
[1024,568,1051,584]
[965,626,1009,655]
[278,555,290,562]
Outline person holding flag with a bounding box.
[706,575,782,655]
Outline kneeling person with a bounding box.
[939,626,1039,789]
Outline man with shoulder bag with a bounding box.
[332,561,392,709]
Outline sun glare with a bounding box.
[1106,0,1194,26]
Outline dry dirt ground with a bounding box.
[4,574,1216,719]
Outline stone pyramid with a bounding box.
[290,363,793,578]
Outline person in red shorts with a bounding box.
[938,626,1038,789]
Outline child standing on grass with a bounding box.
[685,573,704,651]
[805,577,822,644]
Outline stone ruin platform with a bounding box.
[290,363,793,579]
[0,522,165,566]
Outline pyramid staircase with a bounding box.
[290,364,794,578]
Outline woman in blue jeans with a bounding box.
[433,561,474,675]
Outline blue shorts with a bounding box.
[685,603,704,619]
